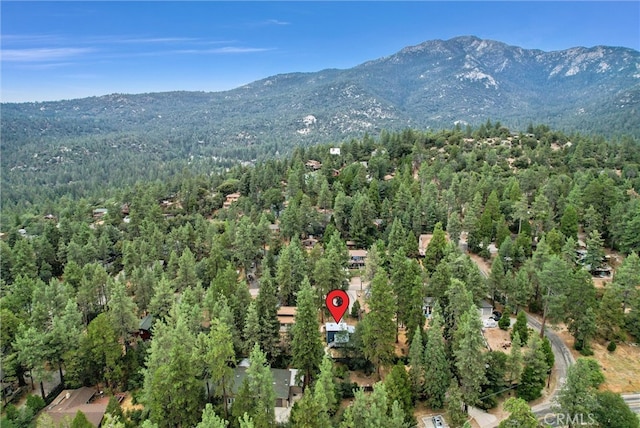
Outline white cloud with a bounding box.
[2,47,94,62]
[265,19,290,26]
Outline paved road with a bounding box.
[470,253,640,427]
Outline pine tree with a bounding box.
[291,277,323,391]
[255,269,281,362]
[362,270,396,379]
[196,404,228,428]
[554,358,604,425]
[453,303,487,408]
[408,326,424,400]
[231,344,276,428]
[143,316,204,427]
[243,300,261,354]
[384,363,414,425]
[424,222,447,273]
[498,397,540,428]
[506,332,523,385]
[423,306,451,409]
[445,380,467,427]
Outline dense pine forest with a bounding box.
[1,123,640,428]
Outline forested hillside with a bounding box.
[3,37,639,209]
[1,125,640,428]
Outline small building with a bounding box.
[268,223,280,235]
[423,297,434,318]
[45,387,109,427]
[329,147,341,155]
[223,193,241,208]
[418,234,432,257]
[302,236,319,250]
[324,322,355,347]
[348,249,368,268]
[478,300,493,318]
[305,160,322,170]
[138,314,154,341]
[92,208,108,219]
[277,306,296,334]
[223,367,302,423]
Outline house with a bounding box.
[325,322,355,347]
[138,314,153,341]
[305,160,322,170]
[92,208,108,219]
[478,300,493,318]
[348,249,368,268]
[223,193,241,208]
[329,147,341,155]
[277,306,296,334]
[423,297,434,318]
[268,223,280,235]
[418,234,432,257]
[224,367,302,423]
[302,236,319,250]
[44,387,109,427]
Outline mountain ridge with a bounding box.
[2,36,639,159]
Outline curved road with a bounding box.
[470,255,639,427]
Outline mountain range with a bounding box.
[2,36,639,204]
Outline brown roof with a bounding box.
[277,306,297,317]
[45,387,107,427]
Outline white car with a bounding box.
[483,318,498,328]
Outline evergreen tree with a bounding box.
[384,363,414,426]
[107,279,138,351]
[424,222,447,273]
[453,303,487,408]
[593,391,640,428]
[423,306,451,409]
[445,380,467,428]
[231,344,276,428]
[447,212,462,248]
[498,397,540,428]
[517,335,549,401]
[408,326,424,400]
[554,358,604,427]
[506,332,523,385]
[195,318,235,415]
[291,277,323,391]
[255,269,281,362]
[243,300,261,354]
[142,317,204,428]
[361,270,396,379]
[196,404,228,428]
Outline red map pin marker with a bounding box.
[326,289,349,323]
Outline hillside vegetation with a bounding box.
[1,124,640,427]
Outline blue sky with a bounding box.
[2,1,639,102]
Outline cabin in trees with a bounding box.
[226,366,302,422]
[137,314,154,341]
[223,193,241,208]
[305,160,322,170]
[45,387,110,427]
[348,249,368,268]
[92,208,108,219]
[325,322,355,347]
[277,306,296,334]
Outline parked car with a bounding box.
[491,310,502,321]
[433,415,445,427]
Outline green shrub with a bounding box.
[498,314,510,330]
[25,394,45,413]
[607,341,617,352]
